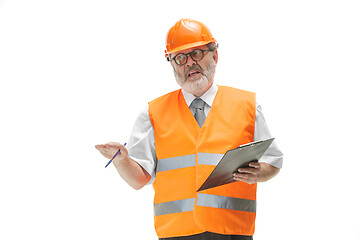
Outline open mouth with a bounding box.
[187,70,202,78]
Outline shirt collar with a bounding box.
[182,84,218,107]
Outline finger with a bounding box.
[249,161,260,168]
[233,172,253,179]
[233,173,256,184]
[233,175,252,184]
[237,167,255,174]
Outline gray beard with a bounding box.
[174,58,216,96]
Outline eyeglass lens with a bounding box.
[175,49,204,65]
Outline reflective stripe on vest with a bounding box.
[154,198,196,216]
[156,153,223,173]
[197,193,256,213]
[156,154,196,172]
[197,153,223,165]
[154,194,256,216]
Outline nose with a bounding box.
[186,55,197,67]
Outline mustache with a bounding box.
[185,65,203,76]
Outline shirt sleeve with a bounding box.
[127,105,157,185]
[254,103,283,168]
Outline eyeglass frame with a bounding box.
[167,48,215,66]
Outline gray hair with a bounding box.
[206,42,218,51]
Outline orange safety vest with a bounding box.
[148,86,256,238]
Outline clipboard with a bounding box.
[197,138,275,192]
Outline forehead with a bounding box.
[172,44,208,55]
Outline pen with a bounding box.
[105,143,127,168]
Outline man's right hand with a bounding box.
[95,142,128,164]
[95,142,150,190]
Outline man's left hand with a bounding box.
[233,161,261,184]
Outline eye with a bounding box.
[175,54,187,65]
[191,50,203,60]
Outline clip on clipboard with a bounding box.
[197,138,275,192]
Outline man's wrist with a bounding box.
[258,162,280,182]
[113,155,129,167]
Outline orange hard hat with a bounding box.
[165,19,216,60]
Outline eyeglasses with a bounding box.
[170,49,214,66]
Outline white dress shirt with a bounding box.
[127,84,283,184]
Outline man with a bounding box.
[95,19,283,240]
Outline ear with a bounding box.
[212,49,218,64]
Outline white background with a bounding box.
[1,0,359,239]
